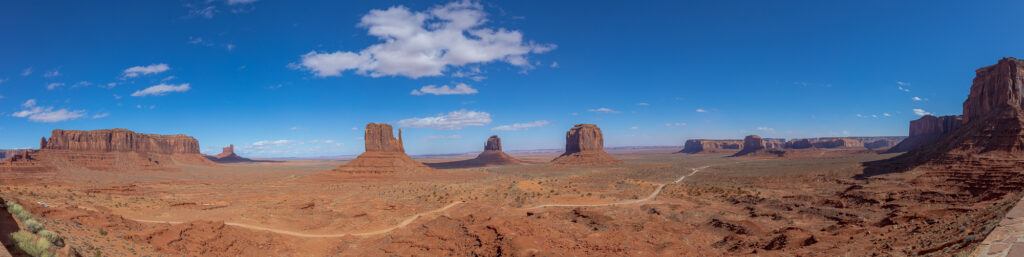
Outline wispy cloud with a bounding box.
[21,67,32,76]
[45,83,64,90]
[43,70,60,78]
[665,122,686,127]
[227,0,258,5]
[11,99,86,122]
[756,127,775,133]
[131,83,191,97]
[630,126,639,130]
[696,108,708,113]
[296,1,555,78]
[411,83,478,96]
[913,108,931,116]
[92,113,109,119]
[588,107,621,113]
[635,102,649,106]
[491,120,549,131]
[397,109,492,130]
[123,63,170,78]
[897,82,911,92]
[425,134,462,140]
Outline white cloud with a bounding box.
[92,113,109,119]
[636,102,649,106]
[630,126,639,130]
[756,127,775,133]
[588,107,620,113]
[252,139,295,146]
[226,44,235,51]
[189,6,216,19]
[696,108,708,113]
[569,112,578,116]
[883,113,892,117]
[290,126,300,130]
[912,96,928,101]
[227,0,258,4]
[123,63,170,78]
[897,82,911,92]
[665,122,686,127]
[397,109,491,130]
[297,1,555,78]
[897,81,910,86]
[550,61,559,68]
[426,134,462,140]
[491,120,549,131]
[21,67,32,76]
[351,127,359,131]
[73,81,92,88]
[43,69,60,78]
[411,83,478,95]
[131,83,191,97]
[913,108,931,116]
[11,99,86,122]
[45,83,64,90]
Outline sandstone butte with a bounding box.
[0,128,213,172]
[331,123,432,174]
[869,57,1024,172]
[731,135,786,157]
[884,115,962,153]
[426,135,523,168]
[551,124,622,166]
[678,139,743,154]
[206,144,255,163]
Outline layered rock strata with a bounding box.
[551,124,622,166]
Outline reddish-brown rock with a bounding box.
[785,139,813,149]
[551,124,622,166]
[45,128,201,154]
[732,135,786,157]
[810,138,865,149]
[206,144,254,163]
[863,139,899,150]
[484,135,502,151]
[963,57,1024,124]
[331,123,431,174]
[884,115,962,153]
[678,139,743,154]
[427,135,522,168]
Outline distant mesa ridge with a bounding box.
[45,128,201,154]
[206,144,255,163]
[884,115,962,153]
[1,128,213,172]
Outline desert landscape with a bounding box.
[3,1,1024,256]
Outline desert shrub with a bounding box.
[97,227,107,236]
[37,230,64,248]
[10,231,54,257]
[24,219,44,233]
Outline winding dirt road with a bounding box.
[127,164,715,238]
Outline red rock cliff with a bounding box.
[484,135,502,151]
[564,124,604,153]
[364,123,405,153]
[963,57,1024,124]
[679,139,743,153]
[44,129,200,154]
[885,115,962,153]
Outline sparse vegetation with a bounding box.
[10,230,55,257]
[37,230,64,248]
[24,219,44,233]
[98,227,107,236]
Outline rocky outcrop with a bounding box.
[206,145,254,163]
[427,135,522,169]
[785,139,813,149]
[864,139,899,150]
[866,57,1024,174]
[732,135,786,157]
[884,115,962,153]
[45,129,200,154]
[331,123,431,174]
[1,129,213,172]
[552,124,622,166]
[811,138,864,149]
[0,150,28,162]
[678,139,743,154]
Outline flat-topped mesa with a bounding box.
[331,123,431,174]
[45,128,200,154]
[679,139,743,154]
[206,144,254,163]
[552,124,622,166]
[484,135,502,151]
[364,123,405,153]
[732,135,786,157]
[810,138,864,149]
[885,115,963,153]
[963,57,1024,124]
[785,139,813,149]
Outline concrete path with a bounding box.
[972,195,1024,257]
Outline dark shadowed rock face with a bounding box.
[207,144,254,163]
[810,138,864,149]
[552,124,621,166]
[732,135,787,157]
[364,123,405,153]
[785,139,813,149]
[40,137,47,149]
[44,129,200,154]
[963,57,1024,124]
[484,135,502,151]
[741,135,766,152]
[885,115,962,153]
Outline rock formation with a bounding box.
[866,57,1024,174]
[884,115,962,153]
[551,124,622,166]
[426,135,522,168]
[0,128,213,172]
[0,149,28,161]
[863,139,899,150]
[206,145,255,163]
[732,135,786,157]
[785,139,813,149]
[810,138,865,149]
[678,139,743,154]
[331,123,431,174]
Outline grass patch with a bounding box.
[10,231,54,257]
[23,219,43,233]
[37,230,64,248]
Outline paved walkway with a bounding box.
[972,195,1024,257]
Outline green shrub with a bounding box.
[10,231,54,257]
[23,219,44,233]
[97,227,107,236]
[37,230,64,248]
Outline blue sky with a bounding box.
[1,0,1023,157]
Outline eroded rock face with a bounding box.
[552,124,621,166]
[331,123,430,174]
[963,57,1024,124]
[785,139,813,149]
[679,139,743,154]
[484,135,502,151]
[885,115,962,153]
[732,135,786,157]
[364,123,404,153]
[207,144,254,163]
[45,129,200,154]
[811,138,864,149]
